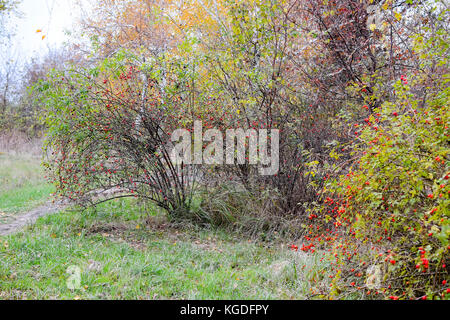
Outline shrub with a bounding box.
[37,55,205,218]
[307,53,449,299]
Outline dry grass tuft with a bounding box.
[0,130,43,157]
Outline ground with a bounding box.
[0,153,332,300]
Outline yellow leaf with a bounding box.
[36,29,42,33]
[369,24,377,31]
[42,35,46,40]
[394,12,402,21]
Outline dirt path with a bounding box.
[0,201,65,236]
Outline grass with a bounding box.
[0,153,333,300]
[0,199,333,299]
[0,153,54,215]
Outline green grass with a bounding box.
[0,154,54,214]
[0,199,332,299]
[0,153,333,300]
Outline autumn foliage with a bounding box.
[35,0,449,299]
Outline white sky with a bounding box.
[5,0,89,62]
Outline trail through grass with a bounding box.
[0,154,54,216]
[0,153,333,300]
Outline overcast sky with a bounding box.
[4,0,88,62]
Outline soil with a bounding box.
[0,201,65,236]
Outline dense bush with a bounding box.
[306,30,449,299]
[38,55,208,218]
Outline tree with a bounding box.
[0,0,20,123]
[0,0,20,43]
[0,49,19,117]
[35,0,449,298]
